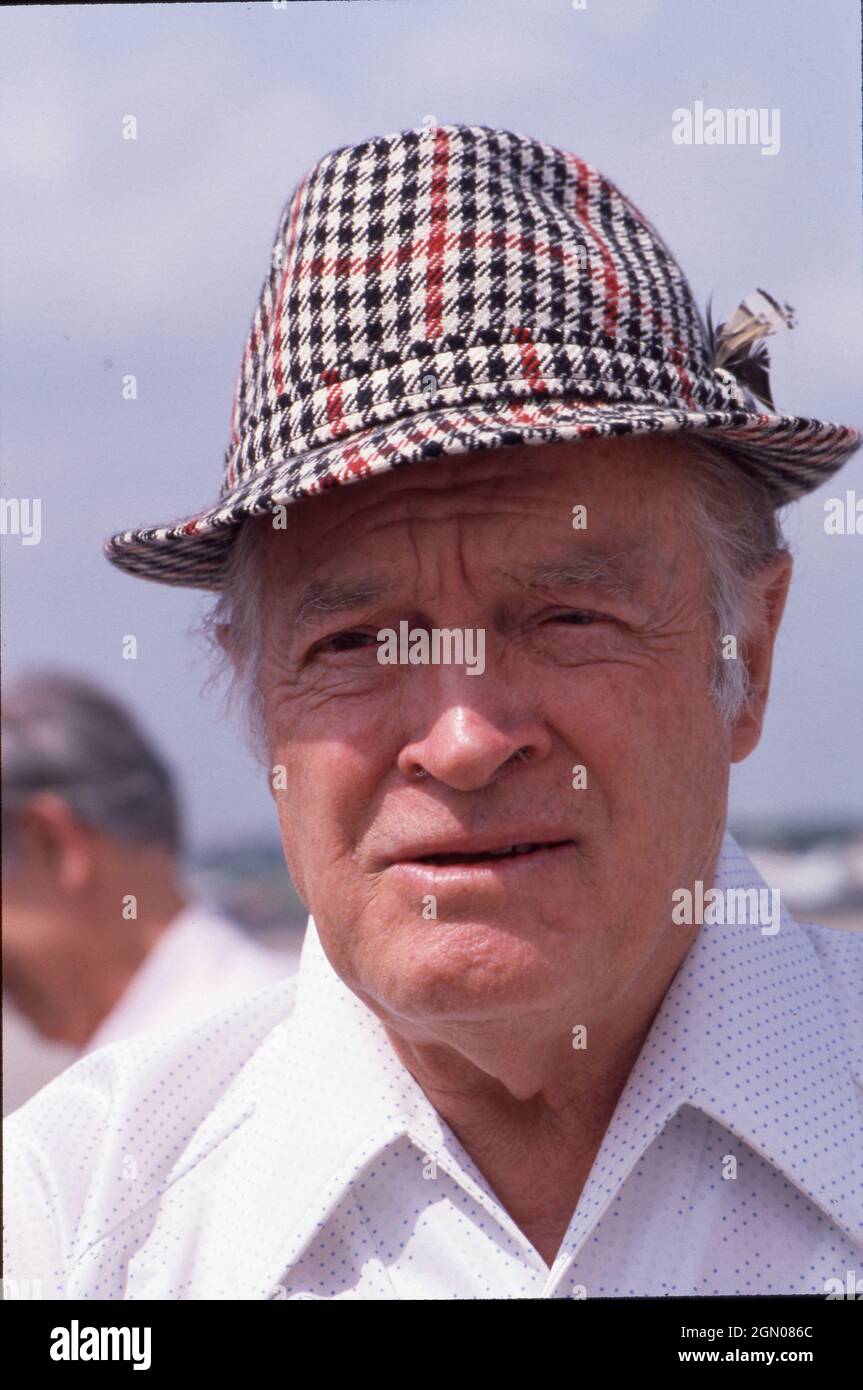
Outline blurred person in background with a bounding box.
[1,670,292,1113]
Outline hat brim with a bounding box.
[104,397,861,589]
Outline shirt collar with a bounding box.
[557,832,863,1263]
[128,830,862,1298]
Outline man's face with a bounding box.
[256,437,733,1038]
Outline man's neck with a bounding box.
[381,916,699,1270]
[386,1014,655,1267]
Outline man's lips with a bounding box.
[387,836,576,867]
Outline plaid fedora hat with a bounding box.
[105,122,860,590]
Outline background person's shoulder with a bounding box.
[3,972,298,1298]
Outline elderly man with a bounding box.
[4,124,861,1300]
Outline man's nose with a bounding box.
[397,700,553,792]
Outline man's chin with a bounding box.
[344,912,580,1026]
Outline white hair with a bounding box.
[681,438,789,722]
[199,438,789,766]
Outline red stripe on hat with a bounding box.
[512,326,548,395]
[498,399,544,426]
[299,242,419,280]
[668,343,694,408]
[568,156,620,338]
[323,366,350,439]
[296,229,590,284]
[339,442,372,477]
[719,419,775,438]
[312,436,373,484]
[402,426,449,449]
[462,228,588,275]
[308,419,411,492]
[425,127,451,339]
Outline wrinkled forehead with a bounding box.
[259,437,699,606]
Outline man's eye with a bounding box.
[552,610,603,625]
[317,630,377,653]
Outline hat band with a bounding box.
[225,341,747,488]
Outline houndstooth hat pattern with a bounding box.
[105,123,860,589]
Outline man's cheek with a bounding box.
[557,686,654,792]
[275,767,362,891]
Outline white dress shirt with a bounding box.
[4,833,861,1299]
[2,904,294,1115]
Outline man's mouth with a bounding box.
[413,840,573,866]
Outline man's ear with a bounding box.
[15,794,95,892]
[729,550,793,764]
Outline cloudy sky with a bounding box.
[1,0,861,853]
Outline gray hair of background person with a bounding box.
[1,671,182,867]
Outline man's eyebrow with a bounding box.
[291,578,397,628]
[498,549,649,600]
[289,551,648,626]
